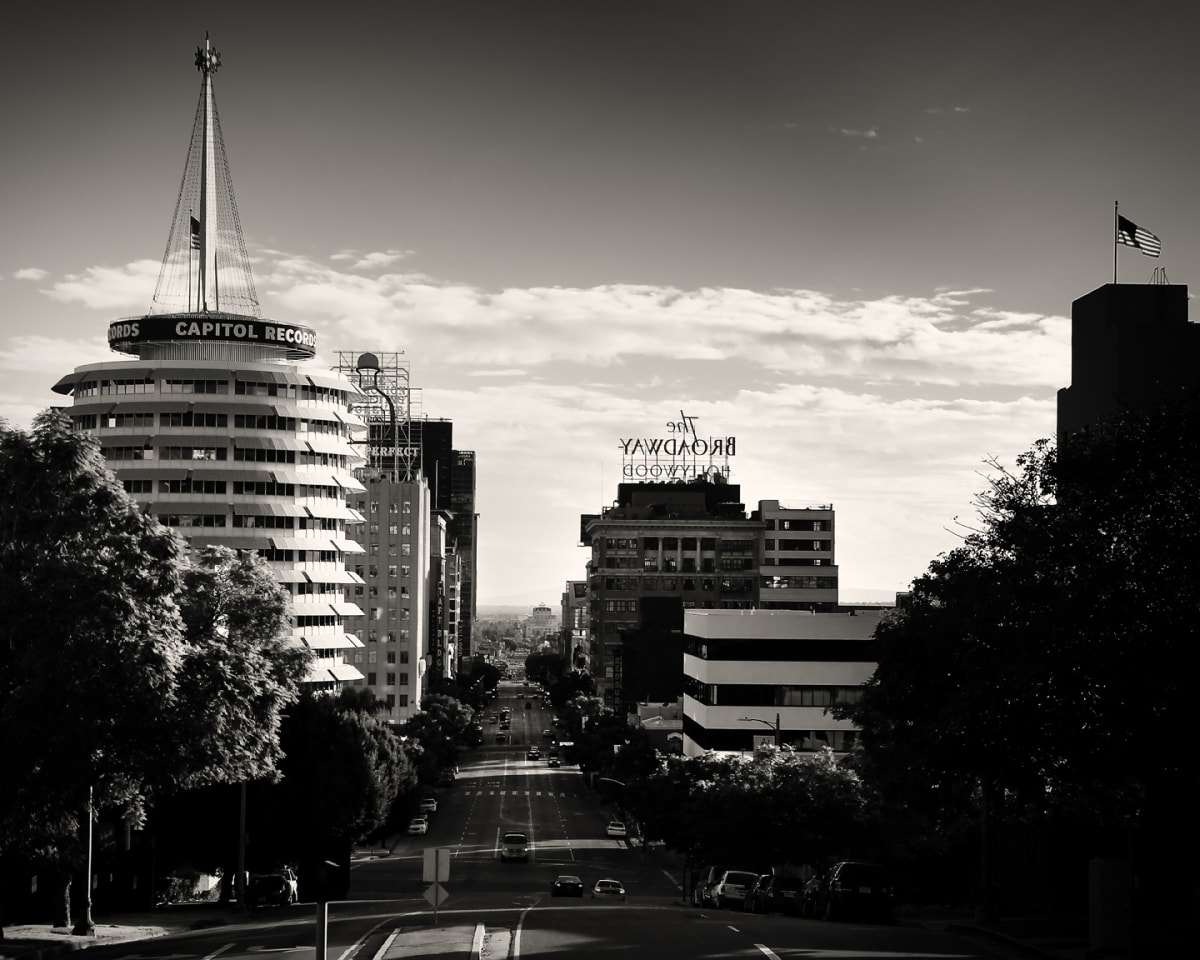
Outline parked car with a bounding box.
[246,872,294,908]
[692,865,727,906]
[591,878,627,901]
[496,732,508,743]
[745,874,806,914]
[605,820,627,838]
[711,869,760,909]
[407,817,428,835]
[816,860,894,922]
[551,875,585,897]
[501,832,529,862]
[418,797,438,813]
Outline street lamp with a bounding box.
[355,352,398,482]
[737,713,782,748]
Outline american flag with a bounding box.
[1116,215,1161,257]
[189,215,201,251]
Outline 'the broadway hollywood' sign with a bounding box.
[619,411,735,480]
[108,314,317,359]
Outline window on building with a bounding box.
[399,651,409,664]
[367,672,376,685]
[386,672,396,685]
[398,672,409,685]
[368,650,378,664]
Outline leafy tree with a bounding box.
[628,748,874,879]
[840,395,1200,920]
[249,690,414,870]
[0,413,186,927]
[168,546,311,787]
[524,651,562,685]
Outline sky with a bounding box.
[2,1,1197,605]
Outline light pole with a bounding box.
[737,713,782,748]
[355,353,398,481]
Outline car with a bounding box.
[437,769,456,786]
[496,732,508,743]
[527,747,541,760]
[245,872,294,908]
[488,714,497,723]
[745,874,806,914]
[500,832,529,862]
[817,860,894,922]
[547,757,561,767]
[551,717,560,727]
[605,821,627,838]
[692,865,727,906]
[418,797,438,813]
[591,878,627,901]
[550,875,585,897]
[542,728,555,739]
[710,869,760,909]
[499,721,511,730]
[407,817,428,835]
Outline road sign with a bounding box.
[424,882,449,907]
[423,846,451,882]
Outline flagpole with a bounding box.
[1113,200,1118,284]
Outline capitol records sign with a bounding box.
[619,410,735,480]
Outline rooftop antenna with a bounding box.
[150,34,259,316]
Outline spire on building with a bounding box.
[149,34,259,317]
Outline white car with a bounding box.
[591,878,627,901]
[419,797,438,813]
[606,821,627,838]
[407,817,428,835]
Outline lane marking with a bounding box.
[754,945,782,960]
[368,929,400,960]
[201,944,235,960]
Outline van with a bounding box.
[501,832,529,862]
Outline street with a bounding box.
[75,683,1025,960]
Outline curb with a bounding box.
[470,923,484,960]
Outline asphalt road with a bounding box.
[77,682,1025,960]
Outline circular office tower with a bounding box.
[51,37,365,688]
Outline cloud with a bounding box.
[0,334,113,374]
[254,253,1069,391]
[925,106,971,115]
[329,249,415,270]
[837,126,879,139]
[43,260,159,311]
[14,267,48,281]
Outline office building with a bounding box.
[1057,283,1199,441]
[681,608,881,757]
[52,37,365,689]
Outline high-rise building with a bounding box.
[580,478,760,704]
[450,450,478,664]
[1057,283,1199,441]
[51,37,365,689]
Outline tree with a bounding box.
[169,546,311,787]
[840,396,1200,920]
[0,413,186,927]
[249,690,414,874]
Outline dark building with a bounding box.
[1057,283,1200,441]
[451,450,478,663]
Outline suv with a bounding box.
[745,874,806,915]
[710,869,760,910]
[501,832,529,862]
[817,860,894,922]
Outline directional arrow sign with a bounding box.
[423,882,450,907]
